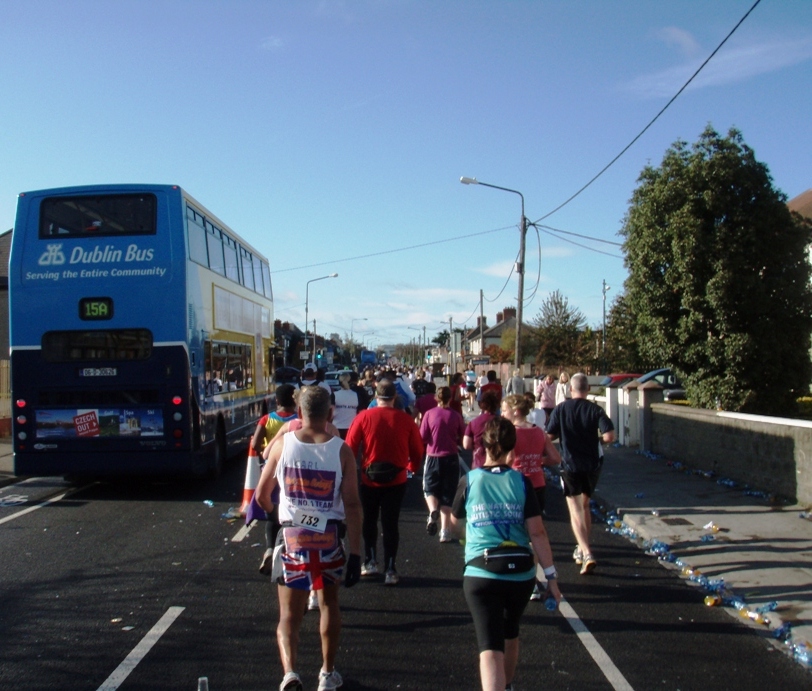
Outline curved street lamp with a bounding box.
[461,176,527,369]
[305,273,338,363]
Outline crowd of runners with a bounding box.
[250,364,614,691]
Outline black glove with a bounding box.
[344,553,361,588]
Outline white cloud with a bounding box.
[625,35,812,99]
[657,26,702,58]
[259,36,285,52]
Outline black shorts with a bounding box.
[560,466,602,497]
[422,454,461,507]
[463,575,535,652]
[466,384,476,393]
[533,485,546,513]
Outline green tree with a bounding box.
[432,330,449,347]
[604,293,649,373]
[532,289,588,369]
[621,126,812,415]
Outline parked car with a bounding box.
[273,366,301,386]
[637,368,686,401]
[324,368,353,392]
[599,373,642,388]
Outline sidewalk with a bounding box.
[0,439,13,487]
[593,442,812,665]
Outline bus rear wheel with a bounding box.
[209,422,227,479]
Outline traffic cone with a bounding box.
[240,444,261,516]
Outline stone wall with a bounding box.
[650,403,812,505]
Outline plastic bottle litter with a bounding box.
[198,677,210,691]
[755,601,778,614]
[704,595,721,607]
[203,500,214,507]
[799,511,812,521]
[700,534,715,543]
[635,492,645,499]
[544,596,557,612]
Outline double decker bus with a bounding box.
[10,184,274,478]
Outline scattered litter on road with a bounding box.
[111,617,123,623]
[203,500,214,507]
[221,507,242,520]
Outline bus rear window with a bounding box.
[39,194,157,237]
[42,329,153,362]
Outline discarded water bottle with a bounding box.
[544,595,557,612]
[203,500,214,507]
[799,511,812,521]
[198,677,209,691]
[704,594,721,607]
[755,601,778,614]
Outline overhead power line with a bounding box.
[533,0,763,224]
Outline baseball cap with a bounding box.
[303,363,318,374]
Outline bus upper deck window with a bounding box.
[39,194,157,238]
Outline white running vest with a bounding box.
[276,432,345,525]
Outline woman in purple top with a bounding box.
[420,386,466,543]
[462,389,500,470]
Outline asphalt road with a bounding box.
[0,457,809,691]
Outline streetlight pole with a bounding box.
[305,273,338,364]
[441,317,454,374]
[602,279,610,373]
[461,176,526,370]
[408,326,425,368]
[351,317,368,364]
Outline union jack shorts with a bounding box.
[280,524,345,591]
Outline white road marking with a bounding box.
[231,518,257,542]
[0,484,92,525]
[559,598,635,691]
[96,606,185,691]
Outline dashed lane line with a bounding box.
[96,606,186,691]
[231,518,257,542]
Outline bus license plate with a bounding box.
[79,367,117,377]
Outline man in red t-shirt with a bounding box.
[346,380,423,585]
[476,370,503,409]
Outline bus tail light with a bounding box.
[16,416,27,425]
[172,396,183,405]
[173,429,183,439]
[16,399,26,409]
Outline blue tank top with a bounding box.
[463,466,534,580]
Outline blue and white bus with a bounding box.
[10,184,274,478]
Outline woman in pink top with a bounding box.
[420,386,466,543]
[501,394,561,511]
[535,374,556,421]
[502,393,561,600]
[462,389,500,469]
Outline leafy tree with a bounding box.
[532,290,588,369]
[484,343,512,363]
[620,126,812,415]
[432,330,449,347]
[604,293,649,373]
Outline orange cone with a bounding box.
[240,444,261,516]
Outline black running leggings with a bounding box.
[463,575,535,652]
[359,482,408,567]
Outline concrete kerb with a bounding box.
[592,443,812,670]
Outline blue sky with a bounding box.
[2,0,810,354]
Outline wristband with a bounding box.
[543,565,558,580]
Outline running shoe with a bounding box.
[426,510,439,536]
[439,529,455,543]
[317,669,343,690]
[259,548,274,575]
[361,560,379,578]
[572,545,583,565]
[529,583,542,601]
[308,590,319,611]
[580,554,597,575]
[384,569,400,585]
[279,671,303,691]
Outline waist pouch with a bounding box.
[364,461,402,484]
[467,544,534,574]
